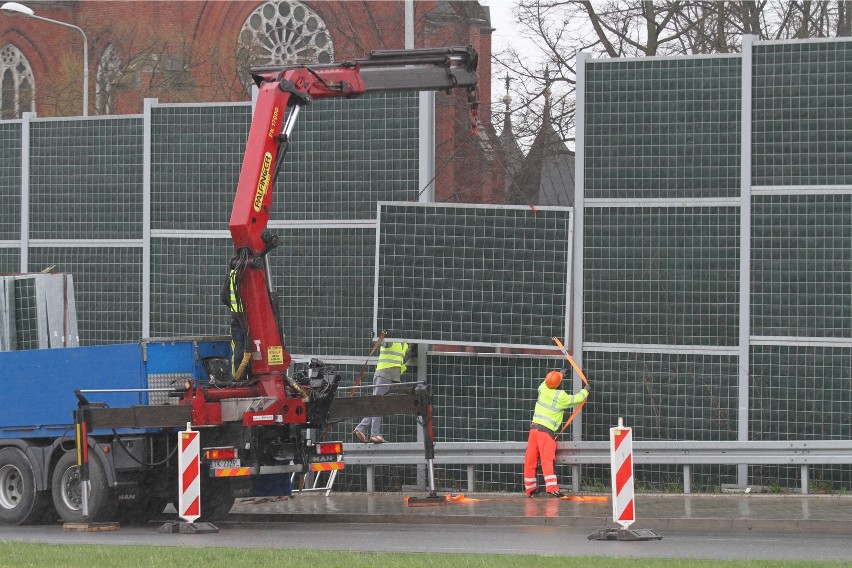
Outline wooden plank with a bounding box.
[63,522,120,532]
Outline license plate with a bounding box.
[211,459,240,468]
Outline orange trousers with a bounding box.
[523,428,559,496]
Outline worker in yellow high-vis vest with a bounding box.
[220,261,247,379]
[523,369,591,497]
[353,341,414,443]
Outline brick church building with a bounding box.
[1,0,504,202]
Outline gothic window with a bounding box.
[237,1,334,91]
[96,45,121,115]
[0,44,35,119]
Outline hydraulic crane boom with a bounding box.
[226,46,478,402]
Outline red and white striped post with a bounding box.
[178,423,201,523]
[157,422,218,534]
[610,417,635,529]
[588,418,661,541]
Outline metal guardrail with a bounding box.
[342,441,852,495]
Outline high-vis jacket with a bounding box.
[227,269,242,313]
[531,382,589,433]
[376,342,409,375]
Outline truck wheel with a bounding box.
[0,447,53,526]
[51,451,117,523]
[198,479,235,522]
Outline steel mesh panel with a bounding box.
[427,353,565,442]
[275,227,376,356]
[12,278,37,350]
[149,229,376,354]
[750,345,852,491]
[432,464,522,493]
[151,105,251,231]
[376,204,572,348]
[29,118,143,240]
[749,464,852,493]
[585,57,741,199]
[750,345,852,440]
[0,122,21,241]
[753,41,852,186]
[583,351,739,442]
[28,247,141,345]
[0,249,19,273]
[752,194,852,338]
[583,463,738,493]
[149,237,233,337]
[282,93,418,221]
[584,207,740,346]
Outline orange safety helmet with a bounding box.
[545,370,563,389]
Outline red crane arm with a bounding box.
[227,46,478,387]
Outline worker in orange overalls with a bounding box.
[523,369,591,497]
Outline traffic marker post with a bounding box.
[158,423,219,534]
[588,418,661,541]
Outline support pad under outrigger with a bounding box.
[157,521,220,534]
[587,526,662,541]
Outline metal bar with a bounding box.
[467,465,474,494]
[572,52,587,491]
[738,33,757,489]
[89,405,191,429]
[341,441,852,467]
[801,464,809,495]
[80,388,176,393]
[142,98,155,339]
[328,393,424,421]
[360,67,477,92]
[20,112,33,273]
[684,464,692,494]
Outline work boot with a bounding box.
[369,435,385,444]
[353,429,368,443]
[547,490,565,498]
[526,488,540,498]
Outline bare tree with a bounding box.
[494,0,852,152]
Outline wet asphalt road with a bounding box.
[1,519,851,562]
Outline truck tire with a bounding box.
[0,447,53,526]
[51,451,117,523]
[198,478,235,522]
